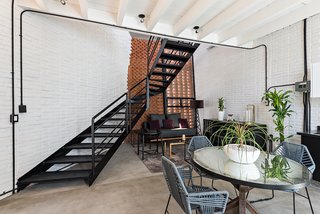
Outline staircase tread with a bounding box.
[165,40,199,52]
[64,143,113,149]
[45,155,103,164]
[18,170,91,183]
[96,125,124,128]
[106,118,125,120]
[156,62,182,69]
[150,79,171,83]
[160,53,189,61]
[152,72,176,76]
[149,83,166,88]
[80,133,122,138]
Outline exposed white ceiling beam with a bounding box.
[35,0,48,11]
[116,0,129,26]
[198,0,275,40]
[218,0,311,43]
[17,0,39,10]
[173,0,222,36]
[237,0,319,45]
[147,0,174,31]
[78,0,88,19]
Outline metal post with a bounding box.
[146,78,150,110]
[91,119,95,178]
[125,93,129,134]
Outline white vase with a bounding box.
[218,111,224,121]
[223,144,260,164]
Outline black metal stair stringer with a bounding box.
[16,37,200,191]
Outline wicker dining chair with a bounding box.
[161,156,229,214]
[272,142,315,214]
[187,136,214,186]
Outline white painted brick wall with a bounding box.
[0,0,14,198]
[0,2,131,196]
[194,13,320,144]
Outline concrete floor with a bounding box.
[0,143,319,214]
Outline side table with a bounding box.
[137,130,162,160]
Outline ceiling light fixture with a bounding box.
[60,0,67,5]
[193,26,200,34]
[138,14,145,23]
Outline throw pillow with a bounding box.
[149,120,160,130]
[166,113,181,128]
[162,119,174,129]
[150,114,166,128]
[178,118,189,128]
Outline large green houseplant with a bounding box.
[262,89,294,143]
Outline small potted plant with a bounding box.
[209,122,267,164]
[218,97,225,121]
[262,89,294,143]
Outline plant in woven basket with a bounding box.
[261,155,291,182]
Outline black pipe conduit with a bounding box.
[303,19,311,132]
[19,9,268,109]
[10,0,16,195]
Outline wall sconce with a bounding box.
[60,0,67,5]
[138,14,145,23]
[193,26,200,34]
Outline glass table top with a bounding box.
[192,147,312,190]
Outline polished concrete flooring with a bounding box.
[0,143,319,214]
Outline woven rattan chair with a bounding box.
[273,142,315,214]
[187,136,216,187]
[161,156,229,214]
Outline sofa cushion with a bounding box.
[167,113,181,128]
[163,119,174,129]
[149,120,160,130]
[178,118,189,128]
[150,114,166,128]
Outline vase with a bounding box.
[223,144,260,164]
[218,111,224,121]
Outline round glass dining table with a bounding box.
[192,147,312,214]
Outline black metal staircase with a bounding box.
[17,37,199,191]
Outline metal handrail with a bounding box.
[90,77,148,175]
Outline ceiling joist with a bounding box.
[147,0,174,31]
[35,0,48,11]
[116,0,129,25]
[173,0,220,36]
[198,0,275,40]
[78,0,88,19]
[237,0,320,45]
[218,0,311,43]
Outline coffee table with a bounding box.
[192,147,312,214]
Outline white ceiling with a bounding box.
[17,0,320,46]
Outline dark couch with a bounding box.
[143,113,196,138]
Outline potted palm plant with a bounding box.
[209,122,267,164]
[218,97,225,121]
[261,89,294,143]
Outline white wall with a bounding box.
[0,0,131,197]
[194,13,320,142]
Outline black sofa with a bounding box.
[143,113,196,138]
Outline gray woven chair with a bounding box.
[161,156,229,214]
[272,142,315,214]
[187,136,215,187]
